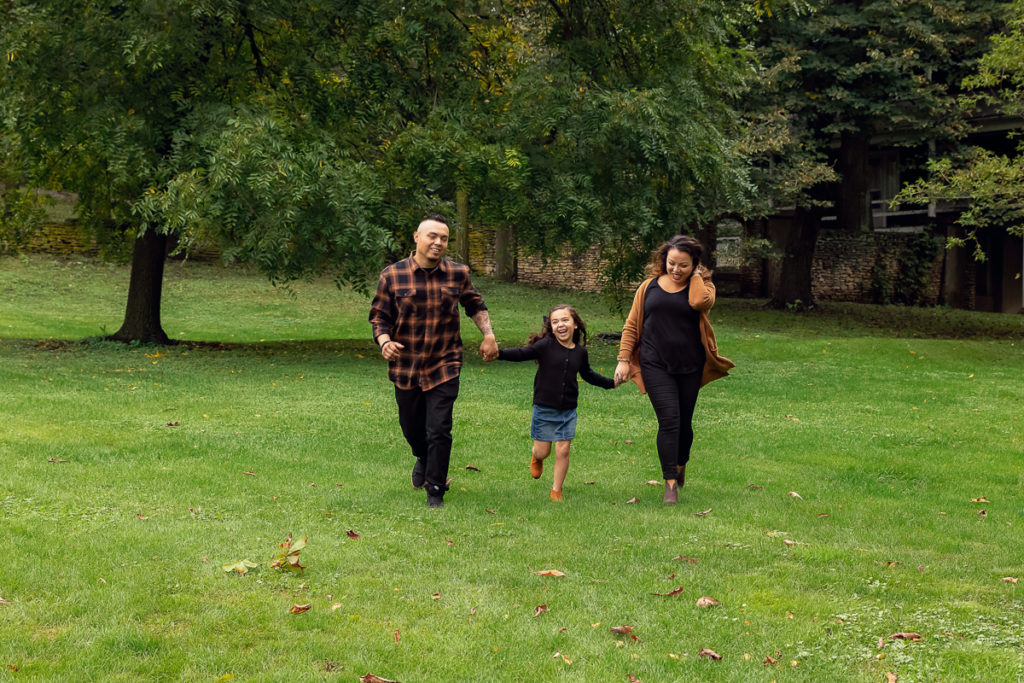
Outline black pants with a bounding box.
[641,365,702,481]
[394,377,460,496]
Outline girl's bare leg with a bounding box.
[551,440,572,493]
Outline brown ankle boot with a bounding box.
[530,455,543,479]
[663,479,678,504]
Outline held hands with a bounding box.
[613,360,631,387]
[480,335,498,362]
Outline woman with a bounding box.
[614,235,734,504]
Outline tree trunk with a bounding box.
[455,188,469,265]
[836,131,871,233]
[768,207,822,310]
[694,221,718,270]
[494,225,515,281]
[109,229,171,344]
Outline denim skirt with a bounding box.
[530,404,578,442]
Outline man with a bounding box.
[369,215,498,507]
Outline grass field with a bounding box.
[1,254,1022,681]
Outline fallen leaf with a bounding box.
[763,655,778,666]
[624,440,634,445]
[672,555,700,564]
[289,603,311,614]
[346,529,360,540]
[136,513,149,520]
[323,660,340,672]
[48,457,69,463]
[746,484,764,490]
[885,673,898,683]
[243,471,257,476]
[977,509,987,517]
[470,606,477,615]
[485,508,497,514]
[269,534,307,572]
[918,565,925,573]
[1002,577,1018,583]
[445,538,454,546]
[534,604,548,617]
[889,632,921,641]
[359,675,399,683]
[559,627,567,632]
[584,481,595,485]
[698,648,722,660]
[331,603,342,611]
[696,596,720,608]
[625,497,639,504]
[8,665,19,672]
[465,465,480,471]
[553,652,572,664]
[215,675,233,683]
[627,675,641,683]
[817,513,830,518]
[786,612,794,618]
[534,570,566,577]
[971,497,990,503]
[591,622,601,628]
[882,561,902,568]
[877,637,886,649]
[645,480,661,486]
[650,587,685,596]
[692,508,712,517]
[0,598,8,607]
[166,421,180,426]
[610,625,634,635]
[431,592,441,600]
[788,491,803,500]
[783,539,809,547]
[98,577,106,584]
[394,629,400,642]
[222,560,258,574]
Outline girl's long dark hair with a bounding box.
[527,304,587,347]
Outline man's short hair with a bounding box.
[423,214,449,226]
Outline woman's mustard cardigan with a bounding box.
[618,273,735,392]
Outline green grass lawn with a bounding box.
[1,254,1022,681]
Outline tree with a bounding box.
[746,0,1005,308]
[4,0,758,332]
[896,0,1024,260]
[0,1,425,342]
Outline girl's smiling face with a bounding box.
[549,307,577,345]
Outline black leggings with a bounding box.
[641,365,702,480]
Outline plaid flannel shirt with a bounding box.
[369,255,487,391]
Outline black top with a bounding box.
[497,336,615,410]
[640,279,705,374]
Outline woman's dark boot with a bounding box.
[663,479,678,505]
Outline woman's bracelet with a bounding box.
[616,358,630,363]
[380,339,393,350]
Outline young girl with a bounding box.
[495,304,616,500]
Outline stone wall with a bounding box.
[468,225,945,306]
[811,229,943,305]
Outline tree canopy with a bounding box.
[2,0,756,340]
[741,0,1006,307]
[896,0,1024,259]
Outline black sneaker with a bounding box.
[411,459,426,489]
[426,480,450,508]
